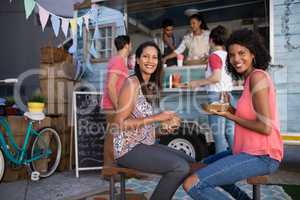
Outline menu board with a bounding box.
[74,91,106,177]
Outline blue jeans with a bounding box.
[188,151,280,200]
[207,92,235,153]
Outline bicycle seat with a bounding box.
[24,112,45,121]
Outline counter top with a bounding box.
[162,86,243,93]
[164,65,206,70]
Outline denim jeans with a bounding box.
[188,151,280,200]
[207,92,235,153]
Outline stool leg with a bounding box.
[253,184,261,200]
[120,173,126,200]
[110,176,115,200]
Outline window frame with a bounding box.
[84,23,116,63]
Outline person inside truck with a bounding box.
[183,29,283,200]
[161,18,179,66]
[102,35,132,166]
[187,25,234,154]
[163,13,210,65]
[112,41,195,200]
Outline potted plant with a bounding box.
[27,94,46,113]
[4,97,18,115]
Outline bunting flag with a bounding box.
[24,0,36,19]
[83,15,90,31]
[38,5,49,31]
[68,42,77,54]
[77,17,83,37]
[61,18,70,38]
[93,26,100,40]
[70,18,77,36]
[14,0,94,37]
[89,41,99,59]
[50,15,60,36]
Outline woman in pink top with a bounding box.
[183,29,283,200]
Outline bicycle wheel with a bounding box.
[0,149,5,182]
[30,127,61,177]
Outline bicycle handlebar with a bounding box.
[0,78,18,83]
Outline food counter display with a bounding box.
[158,65,243,160]
[160,65,243,122]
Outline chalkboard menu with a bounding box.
[74,92,106,177]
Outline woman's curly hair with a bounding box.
[225,29,271,79]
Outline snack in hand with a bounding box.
[201,102,230,113]
[161,115,181,132]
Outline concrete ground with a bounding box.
[0,145,298,200]
[0,170,293,200]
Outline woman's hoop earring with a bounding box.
[253,57,257,66]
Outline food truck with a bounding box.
[73,0,300,161]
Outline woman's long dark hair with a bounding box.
[226,29,271,79]
[189,13,209,30]
[134,41,163,105]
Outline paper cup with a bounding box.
[177,54,184,67]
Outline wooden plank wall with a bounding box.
[273,0,300,133]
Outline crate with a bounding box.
[40,78,74,104]
[45,102,70,116]
[50,116,72,171]
[40,47,67,64]
[39,55,75,80]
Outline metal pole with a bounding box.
[110,176,115,200]
[253,184,261,200]
[120,173,126,200]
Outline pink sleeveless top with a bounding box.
[233,69,283,161]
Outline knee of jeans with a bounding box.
[183,174,199,192]
[184,174,210,193]
[173,160,190,176]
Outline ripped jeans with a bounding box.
[187,151,280,200]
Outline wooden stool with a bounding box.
[247,175,268,200]
[102,165,148,200]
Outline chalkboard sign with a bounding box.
[74,91,106,177]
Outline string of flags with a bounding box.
[9,0,110,65]
[10,0,97,38]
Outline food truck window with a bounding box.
[126,0,270,53]
[90,1,270,58]
[86,24,116,63]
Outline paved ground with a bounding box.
[1,145,298,200]
[0,170,292,200]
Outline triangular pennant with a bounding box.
[90,8,98,23]
[77,17,83,37]
[61,18,70,38]
[68,42,77,54]
[83,15,90,31]
[93,26,100,40]
[50,15,60,37]
[24,0,36,19]
[89,42,99,59]
[70,18,77,36]
[38,5,50,31]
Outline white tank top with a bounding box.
[205,50,233,92]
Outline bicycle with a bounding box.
[0,79,61,182]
